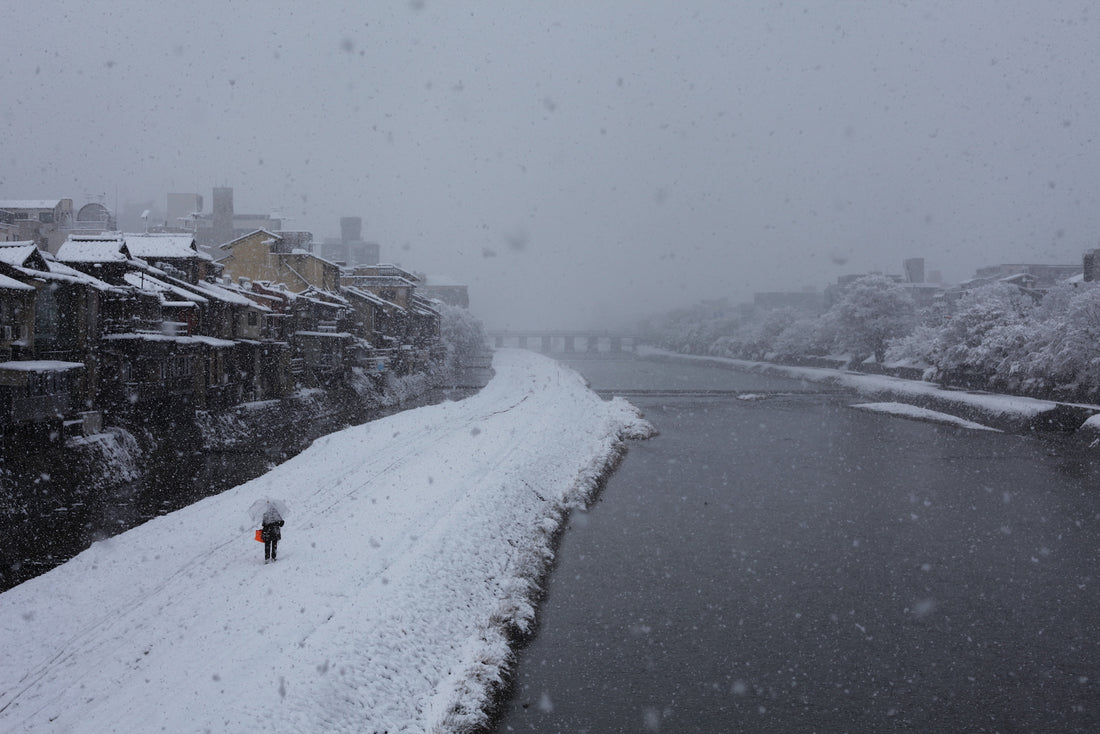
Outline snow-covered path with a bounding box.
[0,350,652,734]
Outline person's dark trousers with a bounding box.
[264,538,278,562]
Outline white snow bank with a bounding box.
[851,402,1002,432]
[638,347,1071,422]
[1081,414,1100,432]
[0,349,653,734]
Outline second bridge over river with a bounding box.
[487,330,639,354]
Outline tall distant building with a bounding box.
[340,216,362,243]
[903,257,925,284]
[320,216,379,266]
[191,186,282,252]
[211,187,234,246]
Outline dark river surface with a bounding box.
[492,355,1100,734]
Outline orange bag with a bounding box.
[255,529,264,542]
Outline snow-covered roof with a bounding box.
[219,229,281,250]
[123,271,209,305]
[190,279,258,307]
[0,359,83,372]
[56,235,129,263]
[124,234,198,261]
[102,333,237,348]
[0,272,34,291]
[294,330,353,338]
[373,294,405,311]
[39,259,117,291]
[339,284,403,311]
[410,296,439,317]
[235,289,283,308]
[299,286,349,307]
[343,285,388,307]
[421,273,463,286]
[0,200,66,210]
[207,282,275,312]
[0,244,42,268]
[351,263,419,280]
[280,250,342,269]
[348,275,416,288]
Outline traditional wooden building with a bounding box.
[217,230,341,293]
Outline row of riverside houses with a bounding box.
[0,229,443,439]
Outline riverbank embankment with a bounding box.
[638,347,1100,437]
[0,349,652,734]
[0,367,464,591]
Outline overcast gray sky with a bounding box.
[3,1,1099,329]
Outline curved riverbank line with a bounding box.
[638,346,1100,435]
[0,349,653,733]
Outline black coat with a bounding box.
[261,519,284,542]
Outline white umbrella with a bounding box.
[247,497,288,526]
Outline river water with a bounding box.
[492,355,1100,733]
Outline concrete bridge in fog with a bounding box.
[487,330,640,354]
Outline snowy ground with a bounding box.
[0,349,653,734]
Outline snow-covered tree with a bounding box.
[931,282,1036,379]
[827,274,916,363]
[773,311,836,357]
[884,324,941,371]
[1014,282,1100,397]
[437,302,488,371]
[639,300,744,354]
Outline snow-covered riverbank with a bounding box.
[639,346,1100,435]
[0,349,653,733]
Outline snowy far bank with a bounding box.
[638,346,1100,434]
[0,349,653,733]
[851,402,1002,432]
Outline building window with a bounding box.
[38,211,54,224]
[28,371,65,396]
[167,355,192,378]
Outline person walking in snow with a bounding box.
[261,508,284,563]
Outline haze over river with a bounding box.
[493,355,1099,733]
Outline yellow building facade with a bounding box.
[217,230,341,293]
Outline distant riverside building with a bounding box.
[211,186,234,246]
[966,263,1080,289]
[278,231,315,252]
[903,257,925,283]
[319,216,379,267]
[825,262,946,309]
[188,187,283,252]
[73,203,116,233]
[416,273,470,308]
[341,216,361,243]
[166,193,204,231]
[0,200,75,253]
[0,209,17,242]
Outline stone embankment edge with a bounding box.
[637,348,1100,438]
